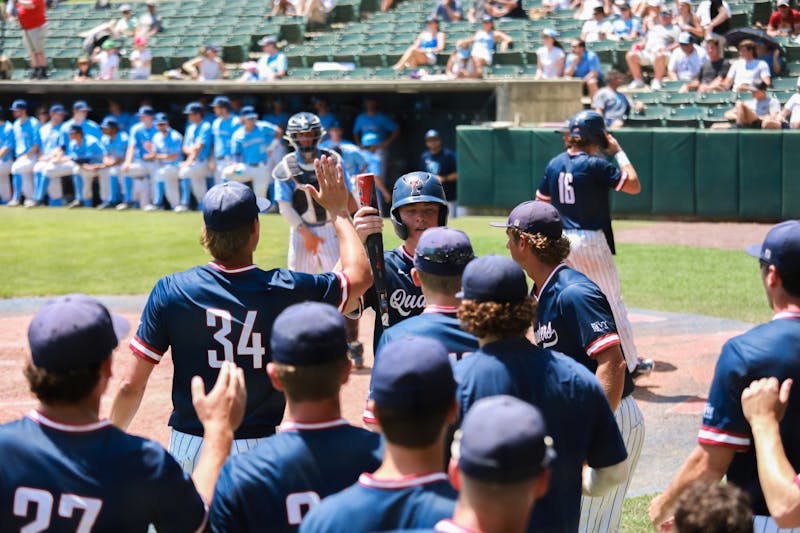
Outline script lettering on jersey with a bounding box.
[14,487,103,533]
[388,289,426,317]
[286,491,321,526]
[534,321,559,348]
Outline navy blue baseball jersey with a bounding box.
[533,264,634,398]
[210,419,383,533]
[536,151,628,231]
[298,472,456,533]
[455,338,627,533]
[0,411,206,532]
[131,262,349,439]
[698,311,800,516]
[420,148,457,201]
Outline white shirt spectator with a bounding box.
[129,48,151,80]
[537,45,566,78]
[696,0,731,27]
[96,51,119,80]
[257,52,288,81]
[644,23,680,54]
[582,18,612,42]
[784,93,800,126]
[726,58,771,91]
[668,44,708,80]
[576,0,603,20]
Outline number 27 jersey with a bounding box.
[536,150,627,231]
[131,261,350,439]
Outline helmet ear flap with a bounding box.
[391,212,409,240]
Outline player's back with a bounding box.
[378,308,478,363]
[454,337,627,533]
[0,413,206,532]
[210,420,383,533]
[299,472,456,533]
[538,151,621,231]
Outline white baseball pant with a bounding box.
[154,165,180,208]
[753,516,800,533]
[77,167,112,203]
[579,395,645,533]
[125,160,159,179]
[168,429,269,474]
[288,222,340,274]
[178,160,210,204]
[565,229,639,372]
[11,155,37,199]
[266,143,287,189]
[213,157,231,183]
[0,160,12,201]
[221,163,272,198]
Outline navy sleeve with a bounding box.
[558,284,621,358]
[592,157,622,191]
[149,446,207,533]
[209,461,245,533]
[441,150,457,175]
[536,163,555,201]
[131,277,171,363]
[585,377,628,468]
[294,271,349,313]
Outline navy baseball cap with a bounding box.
[211,96,231,108]
[746,220,800,280]
[183,102,204,115]
[241,105,259,119]
[329,118,341,129]
[425,129,440,139]
[456,395,556,483]
[28,294,130,372]
[490,200,563,238]
[371,337,456,412]
[456,255,528,303]
[73,100,91,111]
[137,105,155,116]
[101,116,119,129]
[154,112,169,124]
[202,181,270,231]
[49,104,65,114]
[271,302,347,366]
[68,124,83,134]
[11,99,27,110]
[414,227,475,276]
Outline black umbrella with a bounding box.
[725,27,781,50]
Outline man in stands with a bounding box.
[626,8,680,89]
[768,0,800,36]
[681,36,730,93]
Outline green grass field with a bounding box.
[0,209,772,324]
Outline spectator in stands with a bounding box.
[238,61,259,81]
[92,39,120,81]
[535,28,565,79]
[572,0,603,21]
[676,0,704,41]
[668,31,707,83]
[8,0,48,79]
[256,36,287,81]
[136,0,163,38]
[486,0,526,18]
[673,481,753,533]
[262,98,290,130]
[582,5,611,43]
[542,0,571,13]
[720,81,783,129]
[381,0,394,12]
[420,129,461,216]
[129,36,151,80]
[183,44,228,81]
[303,0,336,25]
[446,46,480,78]
[272,0,303,16]
[768,0,800,37]
[461,16,513,76]
[781,77,800,128]
[354,97,399,157]
[696,0,730,40]
[682,35,729,92]
[755,40,782,78]
[467,0,486,23]
[724,40,771,92]
[110,4,138,39]
[593,69,630,128]
[433,0,463,21]
[607,1,641,41]
[565,39,604,97]
[312,97,337,140]
[626,8,680,89]
[73,56,94,81]
[640,0,662,34]
[393,16,446,70]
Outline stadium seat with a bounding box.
[488,65,521,78]
[772,77,799,91]
[626,115,663,127]
[631,92,661,105]
[696,91,734,105]
[703,106,731,127]
[659,80,684,92]
[661,92,696,105]
[665,105,703,127]
[288,67,316,79]
[492,51,525,65]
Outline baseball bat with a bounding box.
[355,173,390,328]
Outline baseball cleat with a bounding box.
[143,204,159,212]
[6,199,20,207]
[23,199,36,207]
[174,205,189,213]
[348,342,364,369]
[67,199,83,209]
[632,358,654,378]
[115,202,131,211]
[96,202,112,210]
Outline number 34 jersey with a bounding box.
[536,150,628,231]
[131,261,350,439]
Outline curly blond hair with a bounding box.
[458,299,536,339]
[507,227,571,265]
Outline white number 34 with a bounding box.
[206,309,266,369]
[14,487,103,533]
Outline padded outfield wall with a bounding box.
[457,127,800,220]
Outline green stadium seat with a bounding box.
[492,51,525,65]
[661,92,695,105]
[659,79,684,92]
[521,64,538,76]
[703,106,731,126]
[696,91,734,105]
[630,91,661,105]
[372,66,401,78]
[665,105,703,127]
[488,65,521,78]
[772,77,799,91]
[359,51,386,67]
[286,54,306,68]
[640,104,669,118]
[626,115,663,127]
[785,45,800,63]
[288,67,316,79]
[342,67,373,79]
[314,69,343,79]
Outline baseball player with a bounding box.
[650,220,800,533]
[299,336,458,533]
[360,132,391,202]
[64,124,108,209]
[536,110,652,377]
[210,95,240,185]
[59,100,102,149]
[110,157,372,473]
[0,107,14,204]
[274,112,351,274]
[222,105,282,198]
[177,101,212,212]
[99,116,129,208]
[454,254,629,533]
[29,103,67,207]
[148,112,183,211]
[210,302,383,532]
[419,129,460,217]
[353,171,450,353]
[318,119,367,188]
[0,293,245,532]
[117,105,158,210]
[496,200,644,533]
[8,99,40,207]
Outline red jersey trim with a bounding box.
[362,406,377,425]
[207,261,258,274]
[400,246,414,262]
[586,333,621,358]
[697,426,750,451]
[336,271,350,313]
[358,472,449,489]
[436,519,484,533]
[279,418,349,432]
[534,263,568,299]
[130,336,163,363]
[535,191,551,202]
[615,171,628,192]
[774,311,800,321]
[423,305,458,315]
[28,410,112,433]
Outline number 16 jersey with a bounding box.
[131,261,350,439]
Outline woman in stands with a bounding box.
[461,15,513,76]
[535,28,565,79]
[676,0,703,41]
[446,46,481,78]
[183,44,228,80]
[393,16,446,70]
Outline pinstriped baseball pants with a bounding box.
[752,516,800,533]
[579,395,645,533]
[168,429,268,474]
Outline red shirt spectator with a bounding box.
[17,0,47,30]
[768,0,800,36]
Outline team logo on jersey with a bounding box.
[389,289,426,317]
[590,320,610,333]
[534,321,559,348]
[703,403,715,421]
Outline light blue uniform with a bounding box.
[211,114,240,182]
[152,127,184,208]
[319,138,368,187]
[33,121,71,204]
[107,111,134,132]
[60,119,103,149]
[183,121,212,162]
[11,116,41,202]
[68,134,107,205]
[179,121,213,206]
[12,116,40,157]
[232,121,278,165]
[128,122,158,161]
[0,121,14,202]
[102,130,130,205]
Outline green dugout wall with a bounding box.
[457,127,800,219]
